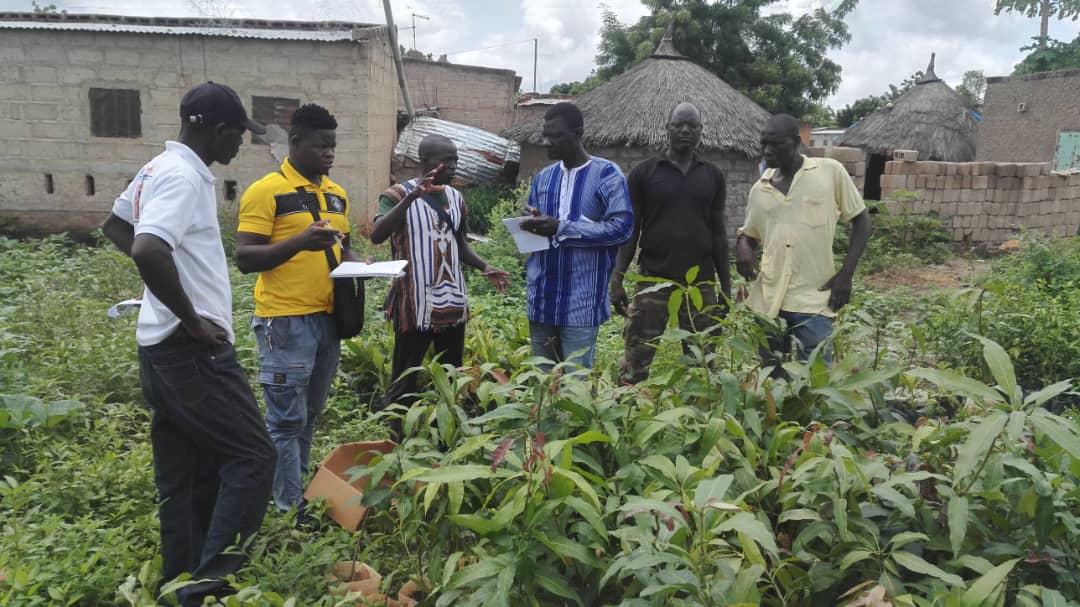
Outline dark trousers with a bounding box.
[383,323,467,409]
[618,282,718,384]
[758,311,834,378]
[138,331,276,607]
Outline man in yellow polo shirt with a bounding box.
[736,113,871,373]
[235,103,360,512]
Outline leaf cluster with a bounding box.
[585,0,858,116]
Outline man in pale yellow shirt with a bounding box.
[735,114,871,371]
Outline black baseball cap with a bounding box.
[180,81,266,135]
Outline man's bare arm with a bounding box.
[131,233,227,345]
[102,212,135,257]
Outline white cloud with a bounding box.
[5,0,1080,106]
[823,0,1080,107]
[447,0,649,92]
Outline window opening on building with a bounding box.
[224,180,238,202]
[251,96,299,144]
[89,88,142,138]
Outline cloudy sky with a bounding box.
[6,0,1080,108]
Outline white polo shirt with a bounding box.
[112,141,233,346]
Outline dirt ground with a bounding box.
[864,257,992,293]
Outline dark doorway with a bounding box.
[864,153,886,200]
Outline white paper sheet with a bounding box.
[501,217,550,253]
[330,260,409,279]
[107,298,142,319]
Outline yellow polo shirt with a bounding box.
[238,159,350,318]
[738,156,865,318]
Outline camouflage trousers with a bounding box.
[617,282,719,384]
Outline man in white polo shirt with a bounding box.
[102,82,275,607]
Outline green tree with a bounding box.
[833,70,923,127]
[801,103,836,128]
[1013,33,1080,73]
[580,0,858,116]
[955,69,987,106]
[995,0,1080,50]
[30,0,64,13]
[549,73,606,95]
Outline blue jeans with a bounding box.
[759,311,834,372]
[529,322,600,370]
[138,330,275,606]
[252,313,340,511]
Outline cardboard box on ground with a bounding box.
[304,440,397,531]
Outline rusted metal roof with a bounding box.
[0,13,375,41]
[394,117,521,184]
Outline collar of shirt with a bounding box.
[758,155,819,191]
[559,158,592,173]
[164,140,215,184]
[281,157,324,189]
[655,152,705,172]
[556,159,592,220]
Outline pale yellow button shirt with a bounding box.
[738,156,866,318]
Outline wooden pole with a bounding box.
[533,38,538,93]
[382,0,414,119]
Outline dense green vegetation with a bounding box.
[551,0,858,117]
[2,202,1079,605]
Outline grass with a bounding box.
[1,227,1077,605]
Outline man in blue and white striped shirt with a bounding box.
[520,103,634,370]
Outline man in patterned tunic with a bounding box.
[370,134,509,437]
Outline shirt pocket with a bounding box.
[800,197,834,227]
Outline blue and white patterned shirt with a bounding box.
[526,156,633,327]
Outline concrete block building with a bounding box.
[977,69,1080,170]
[0,13,397,233]
[399,56,520,133]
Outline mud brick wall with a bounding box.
[879,160,1080,244]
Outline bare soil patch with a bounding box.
[865,257,991,293]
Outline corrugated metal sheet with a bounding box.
[0,20,357,41]
[394,117,521,184]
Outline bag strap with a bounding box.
[294,184,340,271]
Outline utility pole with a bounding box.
[533,38,538,93]
[382,0,414,119]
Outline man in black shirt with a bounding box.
[610,102,732,384]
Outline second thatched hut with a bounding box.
[836,53,979,199]
[503,31,770,240]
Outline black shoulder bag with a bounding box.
[300,188,366,339]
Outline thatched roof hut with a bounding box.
[503,30,769,158]
[836,54,978,162]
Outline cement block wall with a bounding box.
[879,160,1080,244]
[398,58,519,134]
[977,69,1080,163]
[511,104,549,129]
[517,143,759,243]
[0,26,396,234]
[807,146,866,194]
